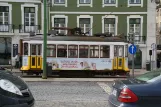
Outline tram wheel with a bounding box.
[35,73,39,76]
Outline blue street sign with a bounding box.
[129,44,137,54]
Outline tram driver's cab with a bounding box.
[113,45,129,72]
[21,42,42,72]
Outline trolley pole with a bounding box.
[42,0,47,79]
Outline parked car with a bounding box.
[109,68,161,107]
[0,69,34,107]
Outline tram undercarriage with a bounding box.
[21,70,130,78]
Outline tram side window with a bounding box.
[57,45,67,57]
[47,44,56,57]
[24,43,28,55]
[79,45,89,58]
[90,45,99,58]
[100,45,110,58]
[68,45,78,58]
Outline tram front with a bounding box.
[21,41,42,75]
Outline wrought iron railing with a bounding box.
[0,24,15,33]
[19,25,41,33]
[124,36,146,44]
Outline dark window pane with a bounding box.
[129,18,141,24]
[104,18,115,24]
[0,6,9,12]
[54,18,65,24]
[79,18,90,24]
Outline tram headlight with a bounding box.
[0,79,22,96]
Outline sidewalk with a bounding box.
[5,68,149,82]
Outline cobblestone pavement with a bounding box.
[27,81,113,107]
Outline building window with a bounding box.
[100,45,110,58]
[129,0,141,4]
[77,0,92,7]
[79,0,91,4]
[24,7,35,26]
[104,18,116,36]
[57,45,67,57]
[0,6,9,25]
[54,18,66,34]
[54,0,65,4]
[129,18,141,35]
[47,44,56,57]
[128,18,143,43]
[90,45,99,58]
[104,0,116,4]
[79,45,89,58]
[68,45,78,58]
[79,18,91,35]
[128,0,142,7]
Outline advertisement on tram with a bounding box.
[46,58,113,70]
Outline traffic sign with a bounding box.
[129,44,137,54]
[151,43,156,50]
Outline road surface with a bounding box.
[27,81,113,107]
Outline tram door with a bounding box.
[114,45,124,70]
[30,44,42,69]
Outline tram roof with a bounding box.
[22,35,127,42]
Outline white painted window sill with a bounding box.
[77,4,92,7]
[102,4,117,7]
[128,4,143,7]
[53,4,67,7]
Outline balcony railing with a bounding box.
[0,24,15,33]
[19,25,41,33]
[124,36,146,44]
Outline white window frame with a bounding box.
[77,0,93,7]
[102,15,118,36]
[128,0,143,7]
[77,15,93,36]
[127,15,143,44]
[102,0,118,7]
[21,4,38,27]
[52,0,67,7]
[52,15,68,35]
[0,3,12,25]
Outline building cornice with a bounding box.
[50,11,147,14]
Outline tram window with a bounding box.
[114,46,118,57]
[31,44,36,55]
[79,45,89,58]
[90,45,99,58]
[24,43,28,55]
[68,45,78,58]
[57,45,67,57]
[100,45,110,58]
[47,44,56,57]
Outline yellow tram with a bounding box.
[20,34,130,76]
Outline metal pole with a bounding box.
[150,55,152,71]
[131,33,135,78]
[42,0,47,79]
[132,54,134,78]
[152,50,154,70]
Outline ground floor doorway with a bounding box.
[0,37,11,65]
[128,49,142,69]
